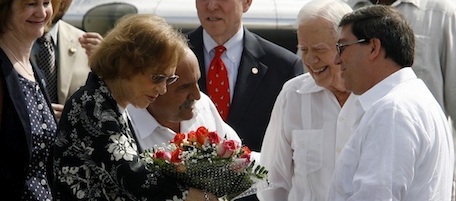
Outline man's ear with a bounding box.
[368,38,382,60]
[243,0,253,13]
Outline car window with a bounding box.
[83,3,137,34]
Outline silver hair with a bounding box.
[295,0,353,32]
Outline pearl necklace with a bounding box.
[0,40,34,77]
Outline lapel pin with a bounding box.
[251,67,258,74]
[69,47,77,54]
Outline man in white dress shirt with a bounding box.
[127,48,241,151]
[344,0,456,135]
[257,1,362,201]
[345,0,456,197]
[328,5,454,201]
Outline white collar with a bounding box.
[296,73,326,94]
[202,25,244,63]
[49,20,60,46]
[126,105,162,140]
[358,67,416,112]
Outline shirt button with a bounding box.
[37,104,44,110]
[35,85,40,91]
[336,148,342,153]
[40,143,46,149]
[46,199,51,201]
[39,161,44,167]
[339,117,346,122]
[41,179,47,185]
[41,123,47,129]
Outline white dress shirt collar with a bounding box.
[202,25,244,64]
[126,105,174,141]
[295,73,326,94]
[127,106,157,139]
[358,67,416,112]
[49,20,60,46]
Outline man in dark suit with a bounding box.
[187,2,303,199]
[187,0,303,153]
[31,0,103,121]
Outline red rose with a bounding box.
[206,131,221,145]
[187,131,197,144]
[242,146,251,154]
[196,126,209,145]
[171,133,186,146]
[170,149,182,163]
[240,146,251,160]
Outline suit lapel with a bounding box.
[57,21,79,103]
[227,28,267,123]
[188,27,208,93]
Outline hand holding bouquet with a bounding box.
[141,126,268,200]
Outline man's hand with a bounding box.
[52,103,64,122]
[186,188,218,201]
[79,32,103,57]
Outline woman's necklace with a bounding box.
[0,40,34,77]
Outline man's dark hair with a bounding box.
[339,5,415,67]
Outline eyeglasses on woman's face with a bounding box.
[151,74,180,85]
[336,39,366,55]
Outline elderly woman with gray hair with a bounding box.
[257,0,363,200]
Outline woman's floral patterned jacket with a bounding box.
[53,73,188,201]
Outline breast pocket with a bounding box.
[291,130,323,175]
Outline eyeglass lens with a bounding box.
[336,39,366,55]
[151,74,179,85]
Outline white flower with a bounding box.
[59,166,79,185]
[66,176,74,185]
[62,166,69,174]
[165,190,188,201]
[76,190,85,199]
[107,134,137,161]
[69,167,79,174]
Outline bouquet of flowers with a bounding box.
[141,126,268,200]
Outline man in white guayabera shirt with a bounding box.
[344,0,456,198]
[257,1,362,201]
[328,5,454,201]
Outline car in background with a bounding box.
[63,0,310,52]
